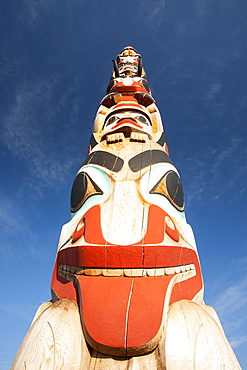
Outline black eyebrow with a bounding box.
[82,151,124,172]
[128,150,174,172]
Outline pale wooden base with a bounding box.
[12,299,241,370]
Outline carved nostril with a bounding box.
[165,216,179,242]
[72,217,85,243]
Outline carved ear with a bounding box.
[112,59,120,78]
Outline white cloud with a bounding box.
[1,78,78,194]
[140,0,166,36]
[230,336,247,349]
[20,0,54,28]
[205,82,222,101]
[212,276,247,348]
[0,302,38,322]
[183,135,247,206]
[0,191,56,261]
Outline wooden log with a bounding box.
[11,299,90,369]
[164,300,241,369]
[12,46,241,369]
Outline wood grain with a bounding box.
[11,299,90,370]
[164,300,241,369]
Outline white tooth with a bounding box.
[69,266,75,273]
[124,269,132,276]
[116,133,124,142]
[102,269,108,276]
[130,132,136,140]
[130,132,147,142]
[106,134,114,143]
[134,269,144,276]
[66,272,71,280]
[124,269,144,277]
[83,268,101,276]
[175,266,181,274]
[147,269,156,276]
[180,265,186,272]
[165,267,175,275]
[107,269,123,277]
[155,268,165,276]
[185,264,190,271]
[190,264,195,270]
[58,269,64,277]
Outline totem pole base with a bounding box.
[12,299,240,369]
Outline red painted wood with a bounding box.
[126,277,172,350]
[57,245,200,269]
[77,276,132,349]
[109,82,150,94]
[84,205,105,244]
[76,275,174,352]
[51,261,77,302]
[143,205,165,244]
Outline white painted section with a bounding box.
[100,180,149,245]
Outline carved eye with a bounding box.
[106,115,118,126]
[135,115,149,125]
[71,172,103,213]
[150,170,184,211]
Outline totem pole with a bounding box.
[12,47,241,369]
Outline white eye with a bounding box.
[139,163,185,221]
[71,172,103,213]
[150,170,184,211]
[70,165,111,219]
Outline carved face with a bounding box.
[101,109,153,141]
[116,46,140,76]
[92,96,166,148]
[51,141,203,356]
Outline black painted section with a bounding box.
[129,150,173,172]
[82,151,124,172]
[150,170,184,210]
[106,79,114,94]
[112,59,120,78]
[142,79,150,93]
[89,134,98,150]
[166,171,184,209]
[70,173,103,212]
[157,132,166,146]
[138,57,142,77]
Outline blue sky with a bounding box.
[0,0,246,368]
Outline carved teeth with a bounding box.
[130,132,148,143]
[58,263,195,278]
[106,133,124,144]
[103,269,123,277]
[124,269,144,277]
[166,267,175,275]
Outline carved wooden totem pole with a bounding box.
[12,47,241,369]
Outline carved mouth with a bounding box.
[102,126,151,143]
[58,263,195,281]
